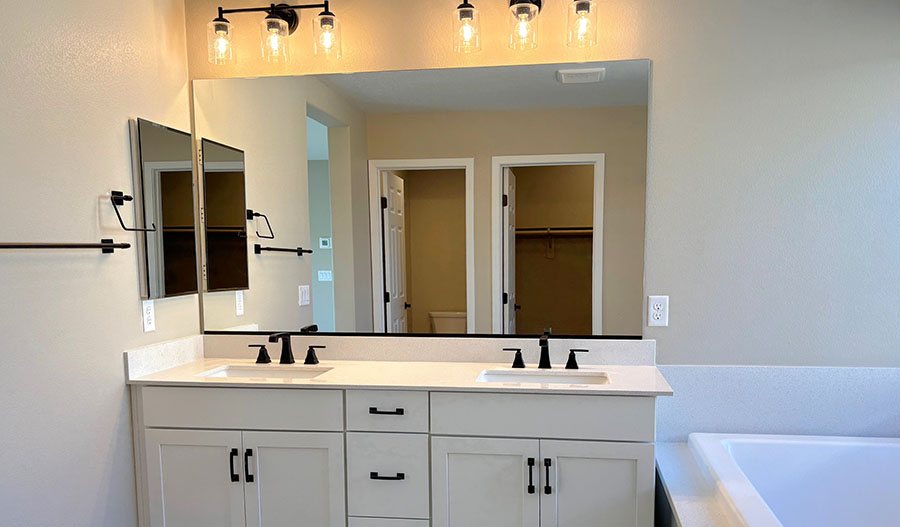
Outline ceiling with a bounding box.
[313,60,649,114]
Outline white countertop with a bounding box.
[128,358,673,396]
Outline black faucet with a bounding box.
[300,324,318,334]
[268,333,294,364]
[538,329,552,369]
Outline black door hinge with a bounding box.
[502,194,508,207]
[502,292,509,305]
[381,197,388,209]
[384,291,390,303]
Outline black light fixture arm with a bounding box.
[218,2,328,17]
[111,191,156,233]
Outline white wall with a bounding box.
[0,1,193,525]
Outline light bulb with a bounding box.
[314,12,342,58]
[567,0,598,48]
[508,1,539,50]
[207,17,233,65]
[260,14,290,63]
[453,2,481,54]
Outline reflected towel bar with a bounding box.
[254,244,313,256]
[0,239,131,253]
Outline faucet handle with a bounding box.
[565,349,589,370]
[502,348,526,369]
[305,345,326,365]
[249,344,271,364]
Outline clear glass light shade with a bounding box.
[509,2,539,50]
[207,19,234,65]
[313,14,342,58]
[260,16,290,63]
[454,6,481,54]
[567,0,598,48]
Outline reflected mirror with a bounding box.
[193,60,649,336]
[131,118,198,299]
[201,139,249,292]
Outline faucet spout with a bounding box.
[268,332,294,364]
[538,329,552,369]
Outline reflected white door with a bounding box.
[503,167,517,334]
[382,171,408,333]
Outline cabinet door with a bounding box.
[432,436,540,527]
[243,431,346,527]
[539,440,654,527]
[144,428,244,527]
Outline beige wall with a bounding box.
[397,170,467,333]
[368,106,648,333]
[0,1,193,524]
[183,0,900,367]
[194,76,369,331]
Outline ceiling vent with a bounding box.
[556,67,606,84]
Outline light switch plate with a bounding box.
[142,300,156,333]
[317,270,333,282]
[235,290,244,316]
[648,295,669,327]
[299,285,311,306]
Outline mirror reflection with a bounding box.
[132,119,197,299]
[193,60,649,336]
[201,139,249,292]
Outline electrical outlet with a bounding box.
[648,295,669,327]
[142,300,156,333]
[235,290,244,316]
[299,285,311,306]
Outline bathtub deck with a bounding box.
[656,443,739,527]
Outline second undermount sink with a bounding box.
[198,365,333,380]
[477,368,610,385]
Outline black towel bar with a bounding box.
[254,244,313,256]
[0,239,131,253]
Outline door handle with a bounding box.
[370,472,405,481]
[369,407,405,415]
[527,457,535,494]
[229,448,240,482]
[543,458,552,494]
[244,449,254,483]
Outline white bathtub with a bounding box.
[688,433,900,527]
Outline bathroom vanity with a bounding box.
[128,342,671,527]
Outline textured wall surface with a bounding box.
[184,0,900,366]
[0,1,193,525]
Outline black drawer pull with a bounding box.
[370,471,405,481]
[229,448,239,482]
[544,458,552,494]
[244,449,254,483]
[369,407,405,415]
[527,457,535,494]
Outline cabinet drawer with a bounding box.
[430,392,655,442]
[346,432,430,519]
[346,390,428,432]
[348,519,429,527]
[140,386,343,431]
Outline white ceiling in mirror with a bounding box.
[314,59,648,114]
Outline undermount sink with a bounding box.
[198,365,333,380]
[476,368,610,385]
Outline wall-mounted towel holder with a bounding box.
[246,209,274,239]
[111,191,156,232]
[254,244,313,256]
[0,239,131,253]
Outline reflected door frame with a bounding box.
[367,158,476,333]
[491,154,605,334]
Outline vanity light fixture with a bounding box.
[207,2,341,65]
[567,0,597,48]
[453,0,482,54]
[508,0,541,50]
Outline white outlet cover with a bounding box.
[299,285,311,306]
[648,295,669,327]
[142,299,156,333]
[235,290,244,316]
[317,270,333,282]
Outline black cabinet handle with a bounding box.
[544,458,552,494]
[527,457,535,494]
[244,449,254,483]
[369,407,405,415]
[370,472,405,481]
[229,448,239,482]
